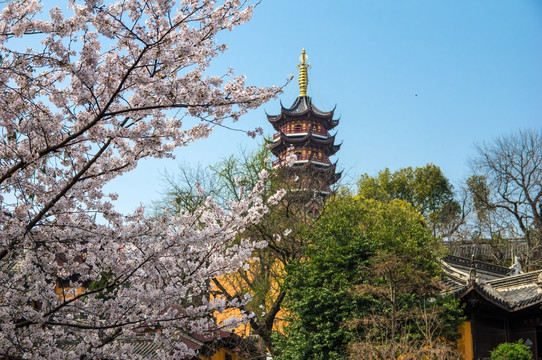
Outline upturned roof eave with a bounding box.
[456,281,542,312]
[267,96,339,128]
[283,96,334,116]
[457,284,512,311]
[280,160,337,172]
[270,132,338,148]
[292,131,336,144]
[270,143,340,157]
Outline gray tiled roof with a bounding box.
[59,330,242,359]
[279,96,334,116]
[442,255,542,311]
[267,96,338,123]
[61,337,163,359]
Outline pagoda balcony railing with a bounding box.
[273,128,328,141]
[272,155,330,167]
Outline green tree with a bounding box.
[490,340,533,360]
[348,254,463,360]
[357,164,462,238]
[274,196,463,360]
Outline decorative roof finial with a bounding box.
[509,256,523,275]
[297,49,310,97]
[468,255,477,285]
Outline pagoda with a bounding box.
[267,49,341,195]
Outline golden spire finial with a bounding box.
[297,48,310,97]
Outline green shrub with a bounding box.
[490,340,532,360]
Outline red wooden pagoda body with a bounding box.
[267,49,341,194]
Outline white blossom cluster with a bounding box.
[0,0,282,358]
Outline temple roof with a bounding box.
[442,255,542,312]
[60,330,258,359]
[267,96,339,130]
[441,255,510,285]
[280,96,335,117]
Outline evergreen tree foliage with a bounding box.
[274,196,464,360]
[490,340,533,360]
[357,164,462,238]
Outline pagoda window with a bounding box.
[294,124,302,133]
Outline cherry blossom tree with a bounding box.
[0,0,283,358]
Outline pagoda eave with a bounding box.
[271,131,337,146]
[269,141,339,156]
[267,109,338,123]
[267,96,339,131]
[281,96,334,116]
[267,118,337,132]
[278,160,337,172]
[279,108,334,119]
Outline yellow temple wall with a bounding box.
[54,282,86,301]
[213,259,288,337]
[199,348,243,360]
[456,321,474,360]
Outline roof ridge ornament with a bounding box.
[468,255,477,285]
[297,49,310,97]
[509,256,523,275]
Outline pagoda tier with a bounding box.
[271,132,340,154]
[267,96,339,132]
[267,49,341,194]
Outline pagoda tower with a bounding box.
[267,49,341,195]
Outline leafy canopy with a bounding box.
[490,340,533,360]
[274,196,461,360]
[357,164,461,237]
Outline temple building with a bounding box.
[442,255,542,359]
[267,49,341,195]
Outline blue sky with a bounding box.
[106,0,542,214]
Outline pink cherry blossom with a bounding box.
[0,1,283,358]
